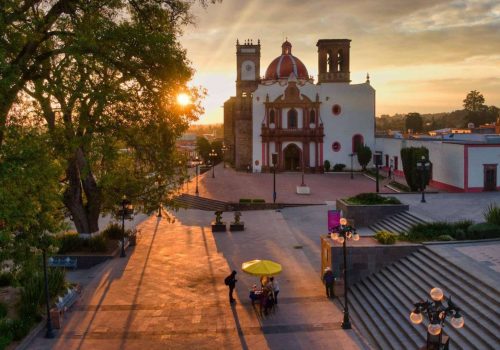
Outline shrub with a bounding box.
[0,303,7,319]
[0,273,13,287]
[400,147,430,191]
[88,235,108,252]
[437,235,455,241]
[57,233,83,254]
[6,318,32,341]
[252,199,265,203]
[324,160,331,172]
[102,223,124,240]
[346,193,401,205]
[333,163,346,172]
[484,203,500,226]
[466,223,500,239]
[374,231,397,245]
[239,198,251,203]
[0,334,11,350]
[405,220,475,242]
[356,145,372,170]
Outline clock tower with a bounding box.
[236,39,261,97]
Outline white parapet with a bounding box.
[296,186,311,195]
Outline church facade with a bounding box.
[224,39,375,172]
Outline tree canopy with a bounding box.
[405,112,423,133]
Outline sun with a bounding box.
[177,93,191,106]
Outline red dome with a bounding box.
[264,41,309,80]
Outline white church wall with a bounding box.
[467,146,500,189]
[309,141,316,167]
[320,83,375,169]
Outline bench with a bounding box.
[50,286,81,329]
[48,256,77,269]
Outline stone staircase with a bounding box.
[349,246,500,350]
[174,194,228,211]
[368,211,427,234]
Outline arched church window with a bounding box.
[288,109,298,129]
[352,134,364,153]
[269,110,275,124]
[310,110,316,124]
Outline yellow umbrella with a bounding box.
[241,259,282,276]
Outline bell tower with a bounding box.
[236,39,261,97]
[317,39,351,83]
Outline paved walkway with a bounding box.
[28,209,366,350]
[188,165,395,204]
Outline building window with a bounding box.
[332,142,341,152]
[352,134,364,153]
[332,104,341,115]
[269,110,275,124]
[310,110,316,124]
[288,109,298,128]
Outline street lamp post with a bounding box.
[416,156,431,203]
[222,144,228,168]
[195,156,199,195]
[272,153,278,203]
[42,249,55,338]
[157,175,162,218]
[330,218,360,329]
[410,287,464,349]
[120,196,132,258]
[209,149,218,178]
[349,153,356,180]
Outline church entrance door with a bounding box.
[283,144,301,171]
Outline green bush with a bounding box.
[0,273,13,287]
[102,223,124,240]
[357,145,372,170]
[437,235,455,241]
[6,318,32,341]
[252,199,266,203]
[374,231,397,245]
[346,193,401,205]
[239,198,251,203]
[57,233,83,254]
[405,220,474,242]
[466,223,500,239]
[0,303,7,319]
[333,163,346,172]
[484,203,500,226]
[400,147,430,191]
[57,233,108,253]
[324,160,331,172]
[0,334,12,350]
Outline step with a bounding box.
[418,248,500,304]
[386,263,477,350]
[365,273,423,347]
[391,260,494,349]
[360,277,420,349]
[350,285,395,350]
[398,211,427,225]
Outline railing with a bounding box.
[261,126,324,138]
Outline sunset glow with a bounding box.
[176,93,191,106]
[182,0,500,124]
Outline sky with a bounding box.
[181,0,500,124]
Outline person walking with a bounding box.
[270,277,280,304]
[225,270,237,303]
[322,267,335,298]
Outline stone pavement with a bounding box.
[27,209,367,350]
[188,164,395,204]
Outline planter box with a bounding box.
[336,198,409,227]
[211,222,226,232]
[230,222,245,231]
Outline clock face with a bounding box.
[241,60,255,81]
[245,64,252,71]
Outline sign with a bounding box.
[328,210,341,232]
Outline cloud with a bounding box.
[181,0,500,122]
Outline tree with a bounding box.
[211,140,223,162]
[357,145,372,171]
[196,136,211,162]
[400,147,430,191]
[405,113,423,133]
[463,90,485,112]
[1,1,218,234]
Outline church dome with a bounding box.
[264,41,309,80]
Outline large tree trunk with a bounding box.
[63,147,101,235]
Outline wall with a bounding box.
[467,145,500,190]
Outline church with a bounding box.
[224,38,375,172]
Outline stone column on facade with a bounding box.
[315,142,319,170]
[304,142,310,171]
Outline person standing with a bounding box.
[270,277,280,304]
[322,267,335,298]
[225,270,237,303]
